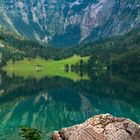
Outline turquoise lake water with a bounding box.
[0,71,140,139]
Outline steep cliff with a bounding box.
[0,0,140,47]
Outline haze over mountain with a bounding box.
[0,0,140,47]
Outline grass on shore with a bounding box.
[3,55,89,81]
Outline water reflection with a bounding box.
[0,71,140,140]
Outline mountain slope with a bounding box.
[0,0,140,47]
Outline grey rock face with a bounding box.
[0,0,140,47]
[52,114,140,140]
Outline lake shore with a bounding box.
[52,114,140,140]
[2,55,89,80]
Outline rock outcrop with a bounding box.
[52,114,140,140]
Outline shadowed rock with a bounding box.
[52,114,140,140]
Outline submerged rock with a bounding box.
[52,114,140,140]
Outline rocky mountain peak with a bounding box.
[0,0,140,47]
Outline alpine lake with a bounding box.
[0,57,140,140]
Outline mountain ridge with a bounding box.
[0,0,140,47]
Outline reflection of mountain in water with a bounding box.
[0,72,140,139]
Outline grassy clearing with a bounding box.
[3,55,89,80]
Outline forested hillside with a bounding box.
[0,27,140,75]
[73,27,140,74]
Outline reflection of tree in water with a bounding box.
[64,59,87,77]
[1,71,140,110]
[0,74,94,139]
[0,71,140,139]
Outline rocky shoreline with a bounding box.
[52,114,140,140]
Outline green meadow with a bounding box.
[3,55,89,80]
